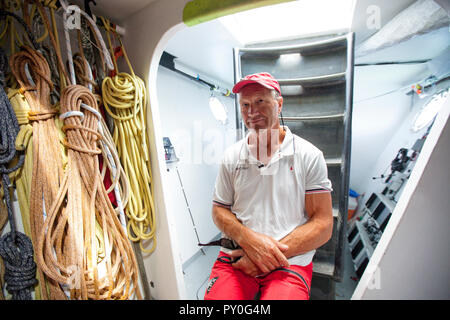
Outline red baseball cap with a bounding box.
[232,72,281,94]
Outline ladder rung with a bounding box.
[281,113,344,121]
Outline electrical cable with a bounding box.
[354,73,450,104]
[101,17,157,254]
[196,273,210,300]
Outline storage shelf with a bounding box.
[239,34,348,56]
[326,157,342,166]
[312,259,335,278]
[282,114,344,121]
[332,208,339,218]
[375,192,396,212]
[278,72,346,88]
[354,220,375,257]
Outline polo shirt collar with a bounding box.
[279,126,295,157]
[242,126,294,162]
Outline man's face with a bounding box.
[239,84,283,131]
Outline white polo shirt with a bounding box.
[212,126,332,266]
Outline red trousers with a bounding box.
[204,251,313,300]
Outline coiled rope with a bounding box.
[73,48,130,235]
[10,45,67,299]
[35,85,141,300]
[0,48,36,300]
[101,17,156,253]
[0,199,7,300]
[30,2,140,299]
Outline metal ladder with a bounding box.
[233,32,354,299]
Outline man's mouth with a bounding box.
[248,117,265,124]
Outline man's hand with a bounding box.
[237,229,290,274]
[229,250,262,277]
[212,204,290,274]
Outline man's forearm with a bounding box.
[279,192,333,259]
[280,215,333,259]
[212,205,248,244]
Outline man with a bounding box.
[204,72,333,300]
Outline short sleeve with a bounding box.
[305,151,333,194]
[212,158,234,208]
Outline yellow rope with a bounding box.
[6,88,39,299]
[101,17,156,253]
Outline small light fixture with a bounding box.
[209,90,228,125]
[411,88,449,132]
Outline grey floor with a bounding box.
[335,239,359,300]
[183,245,221,300]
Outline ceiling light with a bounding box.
[219,0,355,45]
[412,88,449,132]
[209,93,228,125]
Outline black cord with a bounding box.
[0,10,39,50]
[0,49,37,300]
[196,273,210,300]
[280,111,285,129]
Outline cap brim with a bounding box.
[232,80,274,93]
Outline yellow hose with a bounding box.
[101,17,156,253]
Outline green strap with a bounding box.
[183,0,294,27]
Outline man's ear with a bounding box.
[277,96,283,114]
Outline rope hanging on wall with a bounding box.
[10,45,67,299]
[31,2,141,300]
[0,47,36,300]
[0,0,148,300]
[35,85,141,299]
[101,17,157,254]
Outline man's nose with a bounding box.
[247,104,258,116]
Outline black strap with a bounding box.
[217,256,242,264]
[198,238,241,250]
[0,10,39,50]
[273,267,310,295]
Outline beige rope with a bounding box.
[36,84,141,300]
[10,45,67,300]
